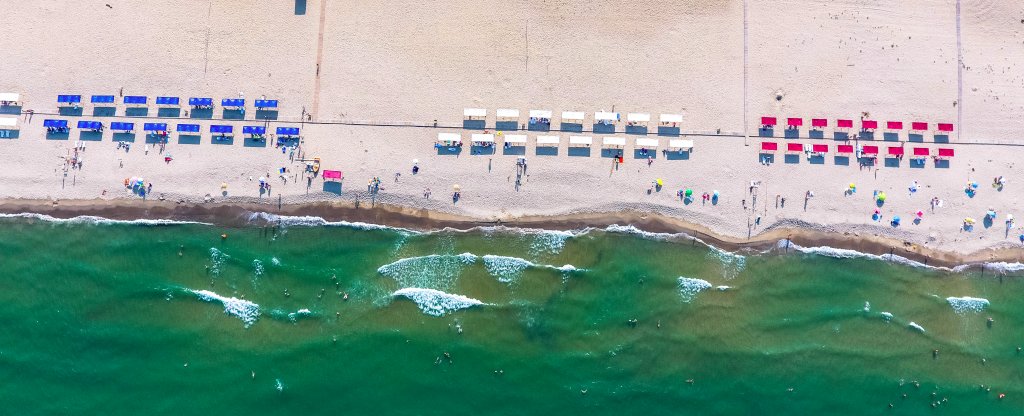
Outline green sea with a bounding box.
[1,213,1022,415]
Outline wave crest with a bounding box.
[391,288,485,316]
[946,296,990,314]
[187,289,260,327]
[677,277,713,302]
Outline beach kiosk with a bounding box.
[602,136,626,149]
[668,139,693,153]
[569,136,592,147]
[437,132,461,147]
[536,135,560,147]
[635,138,658,150]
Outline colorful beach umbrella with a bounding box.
[685,189,693,197]
[656,179,664,187]
[877,192,886,201]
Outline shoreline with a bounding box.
[2,198,1021,269]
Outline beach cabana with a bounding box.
[911,122,928,131]
[886,121,903,131]
[602,136,626,149]
[569,136,592,147]
[323,170,343,181]
[276,127,300,137]
[761,117,777,128]
[242,126,267,137]
[91,95,115,105]
[188,97,214,109]
[760,142,777,153]
[627,113,650,125]
[110,122,134,132]
[210,124,233,135]
[937,148,954,159]
[660,113,682,126]
[43,119,69,130]
[786,143,803,153]
[124,96,147,106]
[561,111,585,123]
[837,144,854,155]
[911,147,929,160]
[471,133,495,147]
[836,119,854,130]
[503,134,527,146]
[861,120,878,131]
[0,93,21,106]
[811,144,828,156]
[786,117,803,129]
[536,135,560,147]
[176,123,200,133]
[811,118,827,129]
[668,139,693,152]
[937,123,954,133]
[221,98,245,109]
[635,138,658,149]
[529,110,551,121]
[437,132,461,146]
[0,117,19,130]
[463,108,486,120]
[886,146,904,158]
[143,123,167,132]
[861,145,879,157]
[496,108,519,121]
[254,99,278,110]
[155,96,180,107]
[595,111,618,125]
[57,95,82,107]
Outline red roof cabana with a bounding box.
[862,145,879,155]
[322,170,343,180]
[761,117,777,126]
[937,148,955,158]
[786,117,803,127]
[912,147,930,158]
[911,122,928,131]
[761,142,778,152]
[937,123,954,132]
[787,143,803,152]
[812,144,828,153]
[837,119,854,129]
[886,121,903,130]
[887,146,904,157]
[861,120,878,130]
[811,118,828,128]
[837,144,854,154]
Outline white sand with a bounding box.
[0,0,1022,256]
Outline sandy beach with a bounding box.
[1,0,1022,262]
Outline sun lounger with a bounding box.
[188,97,214,108]
[176,123,200,133]
[124,96,147,106]
[536,135,560,146]
[91,95,115,104]
[110,122,134,132]
[156,96,180,106]
[221,98,245,108]
[276,127,300,136]
[254,99,278,110]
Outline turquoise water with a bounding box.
[1,214,1021,415]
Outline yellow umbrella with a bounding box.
[849,183,856,189]
[656,179,663,187]
[220,182,228,190]
[964,217,976,224]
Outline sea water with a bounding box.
[0,215,1021,415]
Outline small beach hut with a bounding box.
[188,97,214,109]
[886,121,903,131]
[437,133,461,146]
[0,93,21,106]
[761,117,777,128]
[760,142,778,153]
[635,138,658,149]
[668,139,694,152]
[254,99,278,111]
[155,96,180,107]
[659,113,682,126]
[0,117,19,130]
[595,112,618,125]
[837,144,854,155]
[786,117,802,129]
[503,134,527,146]
[463,108,486,120]
[886,146,904,158]
[496,108,520,122]
[911,122,928,132]
[911,147,930,160]
[536,135,560,147]
[529,110,552,123]
[471,133,495,146]
[937,123,954,133]
[561,111,585,124]
[124,96,148,107]
[936,148,955,159]
[786,143,803,153]
[836,119,854,131]
[811,144,828,156]
[627,113,650,126]
[569,136,592,147]
[861,120,878,131]
[602,136,626,149]
[811,118,827,130]
[862,145,879,157]
[56,94,82,108]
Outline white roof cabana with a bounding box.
[463,108,487,119]
[602,136,626,148]
[529,110,552,119]
[569,136,592,147]
[536,135,560,146]
[0,117,18,129]
[635,138,659,149]
[669,139,694,151]
[437,133,461,145]
[595,111,618,122]
[471,133,495,144]
[660,114,682,124]
[627,113,651,124]
[503,134,527,145]
[561,111,585,123]
[496,108,520,120]
[0,93,21,103]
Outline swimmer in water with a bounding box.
[251,371,256,379]
[178,245,183,256]
[343,292,349,301]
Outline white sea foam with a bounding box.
[377,253,478,289]
[287,308,315,322]
[0,212,209,225]
[253,259,264,277]
[907,322,926,332]
[715,285,731,291]
[270,257,281,266]
[778,239,953,272]
[248,212,417,235]
[946,296,990,314]
[482,255,533,283]
[528,229,575,256]
[187,289,260,327]
[677,277,713,302]
[981,262,1024,273]
[880,312,894,321]
[863,301,871,312]
[707,246,747,279]
[209,248,229,277]
[605,224,693,241]
[391,287,485,317]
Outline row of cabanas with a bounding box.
[56,94,279,110]
[761,116,954,133]
[760,141,955,159]
[43,118,300,137]
[438,132,694,150]
[465,108,683,125]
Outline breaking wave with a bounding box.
[677,277,713,302]
[0,212,209,225]
[391,288,485,317]
[946,296,990,314]
[377,253,478,289]
[247,212,417,235]
[185,289,260,328]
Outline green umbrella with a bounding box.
[877,192,886,202]
[685,189,693,197]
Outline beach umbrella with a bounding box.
[685,188,692,197]
[877,192,886,202]
[453,184,461,192]
[220,182,228,190]
[1008,214,1014,222]
[849,183,856,189]
[892,216,901,224]
[987,209,997,218]
[916,210,924,218]
[965,217,976,224]
[657,179,664,187]
[713,190,719,198]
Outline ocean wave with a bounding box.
[604,224,694,241]
[677,277,713,302]
[980,262,1024,273]
[253,259,264,277]
[880,312,894,321]
[946,296,990,314]
[247,212,417,235]
[391,287,485,317]
[209,248,229,277]
[0,212,209,225]
[268,308,316,322]
[377,253,478,289]
[707,246,747,279]
[481,255,584,283]
[187,289,260,327]
[907,322,926,332]
[777,240,952,271]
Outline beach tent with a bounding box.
[635,138,659,149]
[536,135,560,147]
[143,123,167,132]
[911,122,928,131]
[912,147,929,159]
[276,127,300,136]
[156,96,180,106]
[56,95,81,106]
[668,139,693,151]
[503,134,527,145]
[595,112,618,123]
[0,117,18,129]
[529,110,552,120]
[862,145,879,156]
[254,99,278,110]
[323,170,343,180]
[937,148,954,159]
[787,143,803,153]
[496,108,520,120]
[110,122,134,132]
[0,93,20,105]
[811,118,827,129]
[463,108,486,120]
[786,117,803,128]
[569,136,592,147]
[471,133,495,145]
[836,119,854,129]
[242,126,267,136]
[561,111,585,123]
[124,96,147,106]
[43,119,68,129]
[837,144,854,154]
[760,142,777,153]
[210,124,233,134]
[221,98,245,109]
[861,120,878,130]
[660,114,682,125]
[437,132,461,146]
[91,95,115,104]
[761,117,777,127]
[937,123,954,133]
[811,144,828,155]
[887,146,904,158]
[627,113,650,124]
[603,136,626,148]
[176,123,200,133]
[188,97,214,108]
[886,121,903,130]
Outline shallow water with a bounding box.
[1,215,1021,415]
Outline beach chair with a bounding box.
[188,97,214,109]
[156,97,180,106]
[124,96,148,106]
